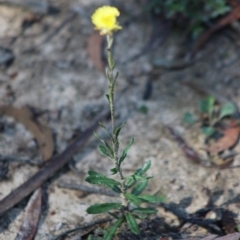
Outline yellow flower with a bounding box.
[91,6,122,35]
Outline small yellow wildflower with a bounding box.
[91,6,122,35]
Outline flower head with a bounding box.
[91,6,122,35]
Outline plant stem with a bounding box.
[106,35,128,208]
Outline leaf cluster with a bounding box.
[86,158,165,239]
[183,96,237,136]
[146,0,231,37]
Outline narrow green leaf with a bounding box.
[133,214,147,220]
[131,179,148,196]
[110,167,118,175]
[114,122,126,139]
[125,174,145,188]
[125,193,142,206]
[97,122,112,140]
[119,137,134,165]
[88,170,106,177]
[94,132,108,143]
[199,96,215,115]
[111,185,122,194]
[94,132,108,147]
[87,235,93,240]
[138,195,166,203]
[201,126,215,136]
[94,131,102,140]
[125,212,140,235]
[88,235,103,240]
[98,122,107,130]
[113,71,119,86]
[98,145,113,161]
[104,142,114,158]
[183,112,198,124]
[86,172,122,192]
[132,207,157,214]
[99,145,110,157]
[125,177,135,188]
[136,160,151,176]
[86,203,121,214]
[127,175,145,182]
[94,133,114,158]
[86,171,119,185]
[104,218,123,240]
[85,174,121,193]
[146,176,153,180]
[219,102,236,119]
[106,94,110,103]
[99,145,112,159]
[108,211,119,219]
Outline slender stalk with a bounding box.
[106,35,128,208]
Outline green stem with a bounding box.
[106,35,128,208]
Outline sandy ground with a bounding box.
[0,0,240,239]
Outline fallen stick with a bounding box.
[51,217,111,240]
[0,109,110,216]
[0,0,54,15]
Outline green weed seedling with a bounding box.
[183,96,237,137]
[237,223,240,232]
[137,105,148,114]
[86,6,165,240]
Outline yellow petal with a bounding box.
[91,6,122,35]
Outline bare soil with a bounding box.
[0,0,240,239]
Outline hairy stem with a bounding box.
[106,35,128,208]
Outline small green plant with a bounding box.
[183,96,237,136]
[147,0,231,37]
[237,223,240,232]
[86,6,164,240]
[137,105,148,114]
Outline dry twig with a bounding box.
[51,217,111,240]
[0,109,110,216]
